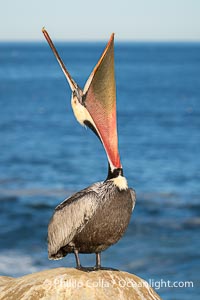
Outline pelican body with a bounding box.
[43,29,136,269]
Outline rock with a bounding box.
[0,268,162,300]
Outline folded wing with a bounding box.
[48,183,101,259]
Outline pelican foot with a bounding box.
[76,266,98,272]
[76,266,119,272]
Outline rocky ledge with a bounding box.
[0,268,162,300]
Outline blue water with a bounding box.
[0,41,200,299]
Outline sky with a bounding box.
[0,0,200,41]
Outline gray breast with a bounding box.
[72,184,135,253]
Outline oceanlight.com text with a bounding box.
[148,279,193,290]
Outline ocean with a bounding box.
[0,41,200,299]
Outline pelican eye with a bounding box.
[73,89,83,104]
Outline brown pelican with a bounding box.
[42,28,136,270]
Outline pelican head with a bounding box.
[42,28,122,177]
